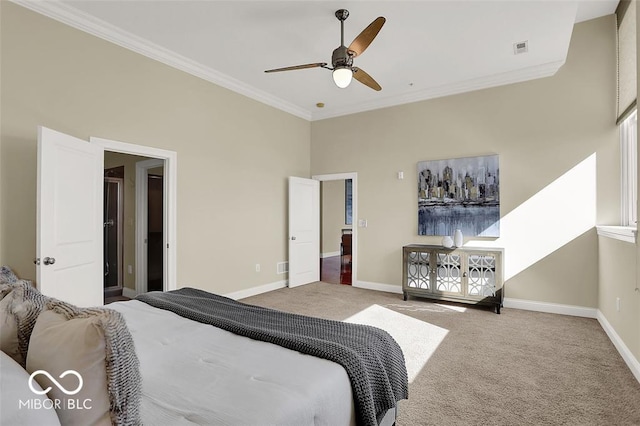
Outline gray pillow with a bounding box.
[0,266,19,286]
[0,281,49,367]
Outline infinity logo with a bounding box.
[28,370,83,396]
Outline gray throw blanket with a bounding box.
[137,287,408,426]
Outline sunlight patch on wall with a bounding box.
[345,304,448,383]
[474,154,596,280]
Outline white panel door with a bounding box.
[37,126,104,307]
[288,177,320,288]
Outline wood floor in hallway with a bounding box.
[320,255,351,285]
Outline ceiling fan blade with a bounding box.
[264,63,327,73]
[353,67,382,91]
[348,17,385,57]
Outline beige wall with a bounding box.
[0,3,310,294]
[599,237,639,360]
[595,2,640,374]
[311,16,618,307]
[321,180,348,254]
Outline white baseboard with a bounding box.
[321,251,341,259]
[224,280,288,301]
[350,284,638,384]
[597,310,640,383]
[219,279,640,384]
[503,297,597,318]
[353,280,403,294]
[122,287,137,299]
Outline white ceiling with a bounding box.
[16,0,618,121]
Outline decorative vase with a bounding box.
[442,236,454,248]
[453,229,463,247]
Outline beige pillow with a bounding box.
[27,310,111,426]
[27,301,141,426]
[0,281,49,367]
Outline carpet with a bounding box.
[242,281,640,425]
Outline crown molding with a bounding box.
[11,0,312,121]
[310,59,565,120]
[12,0,567,122]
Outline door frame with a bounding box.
[90,137,178,294]
[311,172,358,285]
[103,176,124,291]
[136,158,163,295]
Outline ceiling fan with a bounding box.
[264,9,386,91]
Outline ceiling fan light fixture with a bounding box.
[332,67,353,88]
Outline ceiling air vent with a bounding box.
[513,40,528,55]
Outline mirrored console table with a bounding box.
[402,245,504,314]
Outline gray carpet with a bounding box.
[242,282,640,426]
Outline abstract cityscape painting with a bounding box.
[418,154,500,237]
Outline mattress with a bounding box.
[109,300,356,425]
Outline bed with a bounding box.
[0,271,408,426]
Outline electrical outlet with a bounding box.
[255,264,261,272]
[616,297,621,312]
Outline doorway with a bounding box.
[103,167,124,298]
[102,154,166,299]
[91,136,177,296]
[146,167,164,292]
[313,172,358,286]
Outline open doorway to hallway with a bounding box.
[320,178,353,285]
[103,152,165,303]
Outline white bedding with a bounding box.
[109,300,356,426]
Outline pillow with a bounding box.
[0,281,49,367]
[26,300,141,426]
[0,350,61,426]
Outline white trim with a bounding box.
[597,310,640,383]
[11,0,310,121]
[313,173,358,285]
[503,297,597,318]
[136,159,163,296]
[11,0,564,122]
[90,137,178,293]
[310,60,564,120]
[620,110,637,226]
[354,280,403,295]
[122,287,137,299]
[224,280,288,301]
[350,282,640,384]
[596,225,637,243]
[321,251,341,259]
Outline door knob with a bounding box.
[43,257,56,265]
[33,258,41,265]
[291,236,296,240]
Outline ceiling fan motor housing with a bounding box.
[332,45,353,69]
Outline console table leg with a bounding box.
[403,292,408,301]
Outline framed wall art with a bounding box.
[417,154,500,237]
